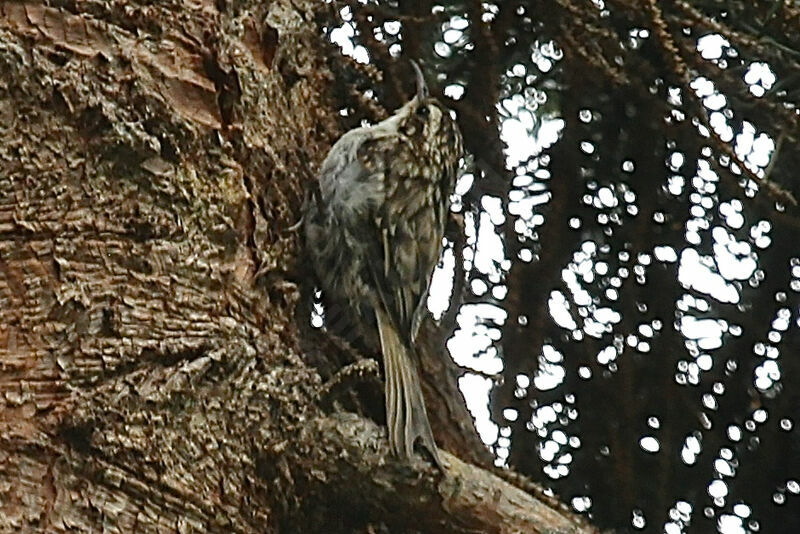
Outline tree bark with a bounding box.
[0,1,595,532]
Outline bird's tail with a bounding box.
[375,308,442,469]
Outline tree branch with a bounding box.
[283,413,597,534]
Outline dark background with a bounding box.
[328,1,800,532]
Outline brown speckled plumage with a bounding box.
[305,62,462,467]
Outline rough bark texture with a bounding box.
[0,1,592,532]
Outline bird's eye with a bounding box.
[417,105,429,117]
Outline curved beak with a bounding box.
[410,60,429,101]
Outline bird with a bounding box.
[304,60,463,468]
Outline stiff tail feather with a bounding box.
[375,308,442,469]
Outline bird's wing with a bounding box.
[365,141,441,343]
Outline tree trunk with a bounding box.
[0,2,594,532]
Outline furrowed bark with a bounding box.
[0,1,594,532]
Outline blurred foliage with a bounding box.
[320,1,800,532]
